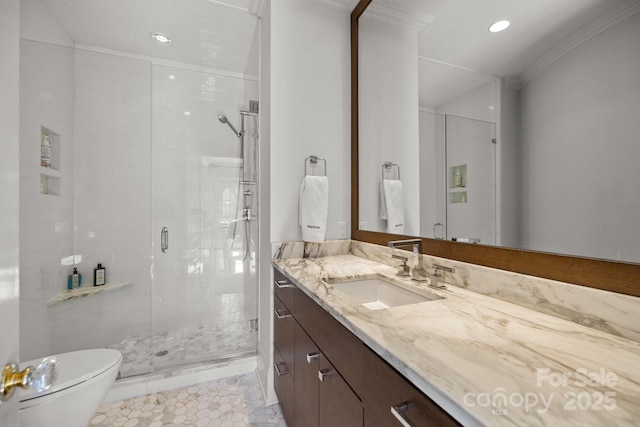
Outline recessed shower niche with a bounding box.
[40,126,61,195]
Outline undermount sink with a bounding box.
[326,276,443,310]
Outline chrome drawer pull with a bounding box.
[274,362,289,376]
[274,308,291,319]
[306,352,320,364]
[318,369,332,382]
[275,280,295,289]
[391,402,414,427]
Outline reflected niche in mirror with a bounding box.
[357,0,640,264]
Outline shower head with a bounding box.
[218,114,243,137]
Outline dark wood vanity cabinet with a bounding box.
[274,268,362,427]
[273,268,296,425]
[362,347,461,427]
[273,267,456,427]
[294,321,363,427]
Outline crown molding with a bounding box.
[312,0,360,13]
[520,0,640,85]
[364,1,433,32]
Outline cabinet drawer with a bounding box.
[274,267,295,312]
[295,286,363,397]
[294,321,320,427]
[274,346,295,427]
[319,353,363,427]
[362,346,460,427]
[274,295,295,379]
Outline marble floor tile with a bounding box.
[109,321,257,378]
[90,373,286,427]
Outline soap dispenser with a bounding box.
[94,263,106,286]
[67,267,82,290]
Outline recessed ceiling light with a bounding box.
[184,111,191,116]
[168,75,176,80]
[489,20,510,33]
[151,32,172,45]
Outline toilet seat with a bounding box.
[19,349,122,408]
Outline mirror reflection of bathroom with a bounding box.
[17,0,264,424]
[358,0,640,263]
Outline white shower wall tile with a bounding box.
[19,40,76,361]
[21,39,258,372]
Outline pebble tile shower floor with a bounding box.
[90,373,286,427]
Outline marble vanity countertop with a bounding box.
[273,255,640,427]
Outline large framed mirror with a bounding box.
[351,0,640,297]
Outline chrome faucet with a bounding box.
[391,254,410,277]
[429,264,455,290]
[388,239,427,282]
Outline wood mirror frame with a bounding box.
[350,0,639,298]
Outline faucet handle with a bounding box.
[429,265,454,290]
[433,264,455,274]
[391,254,410,277]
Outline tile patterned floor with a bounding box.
[90,373,286,427]
[109,322,257,378]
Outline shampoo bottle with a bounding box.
[67,267,82,290]
[94,263,106,286]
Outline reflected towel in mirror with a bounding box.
[299,175,329,242]
[380,179,404,234]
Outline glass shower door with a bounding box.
[150,64,258,370]
[445,114,497,245]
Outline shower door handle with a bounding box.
[161,227,169,253]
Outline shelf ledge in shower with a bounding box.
[46,282,134,306]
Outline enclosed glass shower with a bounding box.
[419,111,496,245]
[19,39,259,379]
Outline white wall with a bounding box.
[418,110,443,237]
[435,80,498,123]
[19,40,76,360]
[258,0,351,405]
[20,0,73,47]
[520,13,640,263]
[359,15,420,235]
[63,50,152,356]
[18,0,76,360]
[498,78,521,248]
[269,0,351,243]
[0,1,21,422]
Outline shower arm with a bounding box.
[218,115,243,137]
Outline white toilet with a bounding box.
[19,349,122,427]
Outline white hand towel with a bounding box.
[382,179,404,234]
[299,175,329,242]
[379,181,387,220]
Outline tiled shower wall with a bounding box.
[19,40,76,360]
[55,50,153,355]
[20,42,257,364]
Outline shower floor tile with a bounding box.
[90,373,286,426]
[110,321,257,378]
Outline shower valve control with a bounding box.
[243,208,255,221]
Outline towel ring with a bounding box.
[382,162,400,180]
[305,155,327,177]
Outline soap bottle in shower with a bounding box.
[94,263,106,286]
[68,267,82,290]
